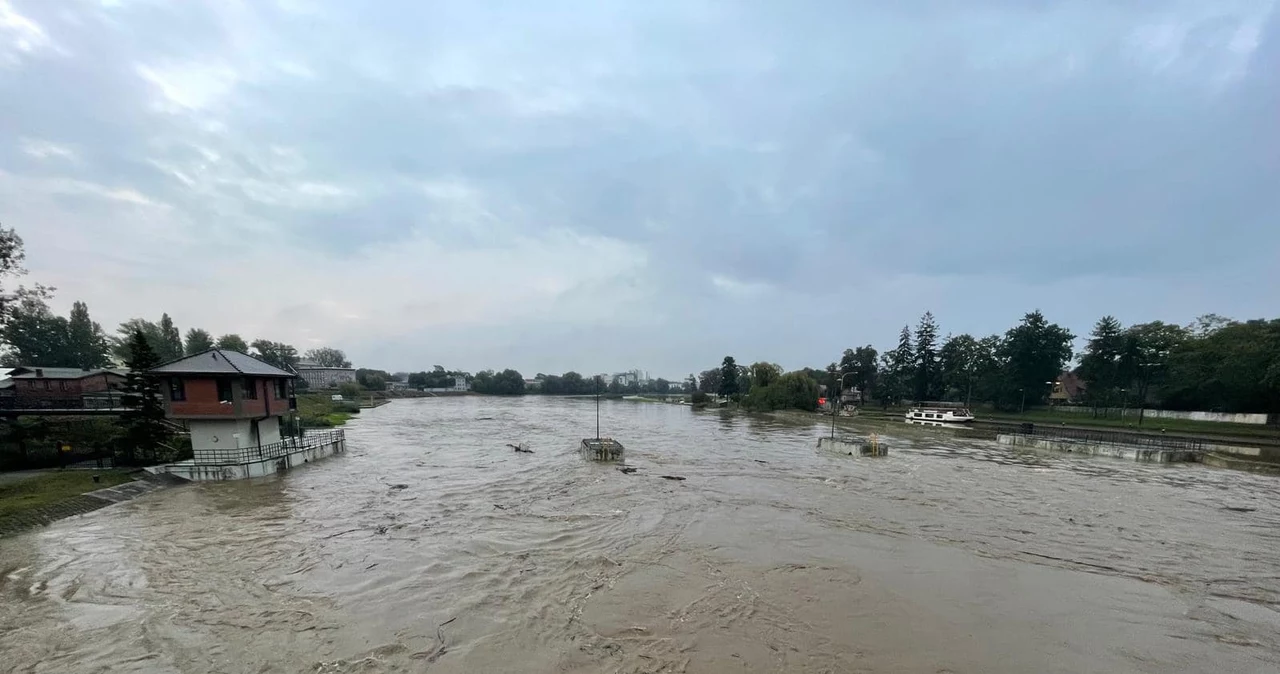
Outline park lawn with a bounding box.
[295,393,360,428]
[0,470,135,519]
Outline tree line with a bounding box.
[0,284,352,377]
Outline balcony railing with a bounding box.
[192,429,346,466]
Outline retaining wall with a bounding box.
[1045,407,1269,425]
[996,434,1200,463]
[0,473,187,538]
[151,437,346,481]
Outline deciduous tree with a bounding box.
[215,334,249,352]
[997,310,1074,410]
[304,347,351,368]
[718,356,739,398]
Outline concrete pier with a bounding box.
[818,436,888,457]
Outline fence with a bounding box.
[192,429,345,465]
[1016,424,1206,453]
[0,393,137,411]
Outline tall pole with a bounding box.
[832,372,854,440]
[595,377,600,440]
[1019,388,1026,414]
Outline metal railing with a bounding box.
[0,393,144,411]
[1016,424,1206,453]
[192,429,346,465]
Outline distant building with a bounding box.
[1,366,127,409]
[294,358,356,389]
[611,369,649,387]
[1049,371,1086,404]
[385,380,410,391]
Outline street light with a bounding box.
[1019,387,1025,414]
[831,372,856,440]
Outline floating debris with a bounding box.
[658,475,686,481]
[617,466,639,474]
[507,443,534,453]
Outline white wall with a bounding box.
[189,419,252,452]
[1046,406,1268,425]
[257,416,282,445]
[155,436,346,480]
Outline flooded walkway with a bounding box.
[3,398,1279,672]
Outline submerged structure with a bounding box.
[581,379,625,461]
[817,434,888,457]
[147,349,346,480]
[580,437,625,461]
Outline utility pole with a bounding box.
[831,372,855,440]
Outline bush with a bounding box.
[742,372,820,412]
[691,391,710,407]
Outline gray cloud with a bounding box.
[2,0,1277,375]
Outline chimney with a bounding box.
[35,368,43,377]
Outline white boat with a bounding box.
[904,404,975,423]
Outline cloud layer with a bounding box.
[3,0,1277,375]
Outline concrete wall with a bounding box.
[157,436,346,481]
[1045,406,1268,425]
[997,434,1200,463]
[257,416,281,445]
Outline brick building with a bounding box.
[1,367,127,409]
[150,349,297,454]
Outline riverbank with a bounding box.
[0,470,186,537]
[296,393,362,427]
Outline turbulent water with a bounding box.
[3,398,1280,673]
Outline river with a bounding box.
[2,397,1279,673]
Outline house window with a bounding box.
[242,378,258,400]
[58,381,67,392]
[169,378,186,402]
[43,381,51,391]
[274,379,288,399]
[217,379,234,404]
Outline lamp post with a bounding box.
[831,372,856,440]
[1019,387,1026,414]
[1119,387,1128,421]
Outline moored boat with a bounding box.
[904,402,975,423]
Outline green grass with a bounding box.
[294,393,360,428]
[0,470,135,518]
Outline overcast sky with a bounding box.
[2,0,1277,377]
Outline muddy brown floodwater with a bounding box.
[3,398,1280,673]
